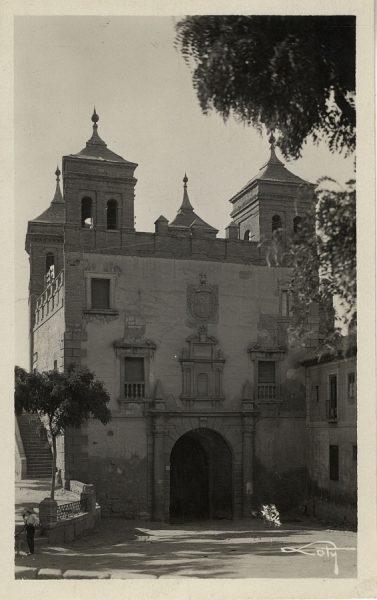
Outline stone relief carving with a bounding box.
[187,273,218,323]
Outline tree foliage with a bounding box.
[176,16,355,158]
[15,365,111,499]
[289,178,356,348]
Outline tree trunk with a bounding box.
[50,435,57,500]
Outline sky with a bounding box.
[14,15,355,369]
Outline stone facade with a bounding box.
[25,112,354,521]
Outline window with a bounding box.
[258,361,276,399]
[281,290,293,317]
[45,253,55,285]
[91,278,110,309]
[53,360,57,371]
[293,216,302,233]
[45,252,55,273]
[180,328,225,401]
[124,357,145,399]
[81,197,93,228]
[329,445,339,481]
[107,199,118,230]
[348,372,356,398]
[272,215,282,232]
[243,230,250,241]
[328,374,338,420]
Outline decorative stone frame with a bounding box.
[248,345,285,403]
[84,272,118,314]
[114,337,156,405]
[179,326,225,402]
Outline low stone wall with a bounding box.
[39,480,100,544]
[43,507,101,544]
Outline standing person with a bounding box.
[22,509,39,555]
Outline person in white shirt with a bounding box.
[22,509,39,555]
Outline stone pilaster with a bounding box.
[39,498,58,527]
[242,400,257,517]
[152,413,167,521]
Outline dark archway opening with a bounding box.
[169,428,232,522]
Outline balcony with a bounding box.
[124,381,145,400]
[257,383,276,400]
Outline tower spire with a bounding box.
[179,173,194,212]
[266,130,284,166]
[87,107,106,146]
[52,165,63,204]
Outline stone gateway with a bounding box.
[26,110,326,521]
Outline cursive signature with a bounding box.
[281,540,356,575]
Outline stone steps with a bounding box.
[17,413,53,478]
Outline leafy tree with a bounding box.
[176,16,356,350]
[176,16,355,158]
[15,365,111,500]
[289,177,356,349]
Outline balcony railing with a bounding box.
[257,383,276,400]
[124,381,145,400]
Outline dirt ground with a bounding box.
[15,478,357,579]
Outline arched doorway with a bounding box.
[169,428,233,521]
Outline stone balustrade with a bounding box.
[34,269,64,328]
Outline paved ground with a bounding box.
[15,478,78,526]
[15,478,357,579]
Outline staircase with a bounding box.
[17,413,53,478]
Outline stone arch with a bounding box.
[168,426,234,521]
[165,420,237,460]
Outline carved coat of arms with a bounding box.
[187,273,218,322]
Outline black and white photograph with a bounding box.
[2,1,376,597]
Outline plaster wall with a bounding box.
[80,254,301,410]
[306,357,357,500]
[33,305,64,372]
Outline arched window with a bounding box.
[106,199,118,230]
[45,252,55,273]
[81,197,93,228]
[272,215,282,232]
[293,216,302,233]
[243,230,250,241]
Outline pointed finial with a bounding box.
[269,130,276,148]
[179,173,194,212]
[86,107,106,146]
[265,129,283,166]
[91,107,99,124]
[52,165,64,204]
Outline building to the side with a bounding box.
[303,339,357,525]
[23,110,355,522]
